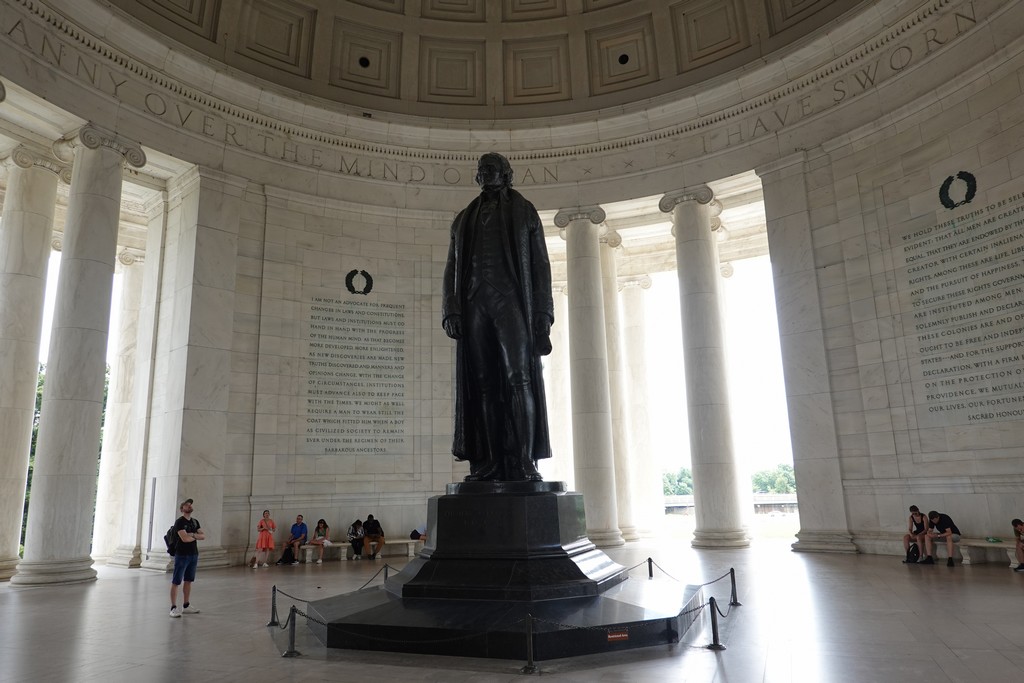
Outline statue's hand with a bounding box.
[443,315,462,340]
[533,314,552,356]
[533,314,551,338]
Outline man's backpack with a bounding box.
[906,542,920,563]
[164,525,178,556]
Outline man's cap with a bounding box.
[179,498,193,510]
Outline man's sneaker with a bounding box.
[262,563,269,568]
[316,559,322,564]
[946,558,955,567]
[918,556,935,564]
[291,560,299,565]
[1014,563,1024,572]
[169,606,182,618]
[182,605,200,614]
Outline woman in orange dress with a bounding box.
[255,510,276,568]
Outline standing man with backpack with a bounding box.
[170,498,205,618]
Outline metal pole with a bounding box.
[267,585,280,626]
[647,557,654,578]
[519,613,537,674]
[384,565,389,581]
[282,605,302,657]
[707,597,726,651]
[729,567,742,606]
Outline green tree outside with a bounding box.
[662,467,693,495]
[751,463,796,493]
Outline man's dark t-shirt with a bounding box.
[174,516,201,556]
[931,513,960,535]
[364,519,384,536]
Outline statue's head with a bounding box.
[475,152,514,190]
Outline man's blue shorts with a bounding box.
[171,554,198,585]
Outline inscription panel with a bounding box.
[895,189,1024,429]
[302,293,412,457]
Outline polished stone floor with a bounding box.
[4,538,1024,682]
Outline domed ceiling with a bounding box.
[105,0,865,119]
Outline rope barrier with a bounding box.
[265,559,742,665]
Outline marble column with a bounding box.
[599,233,638,541]
[539,285,575,488]
[109,192,168,568]
[12,125,146,585]
[92,252,144,562]
[661,187,749,548]
[0,146,67,581]
[755,153,855,553]
[136,167,244,572]
[620,276,663,537]
[554,206,623,548]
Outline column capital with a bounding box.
[553,205,605,228]
[3,146,72,184]
[619,275,652,291]
[117,248,145,266]
[53,124,146,169]
[600,230,622,248]
[659,185,714,213]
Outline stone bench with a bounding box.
[342,538,421,561]
[957,537,1017,567]
[299,539,422,563]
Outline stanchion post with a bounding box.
[282,605,302,658]
[267,585,280,626]
[520,613,537,674]
[384,565,389,581]
[707,597,726,651]
[729,568,741,606]
[648,557,654,578]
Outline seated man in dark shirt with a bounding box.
[920,510,961,566]
[363,514,385,559]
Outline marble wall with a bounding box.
[764,40,1024,553]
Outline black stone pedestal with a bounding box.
[306,482,702,660]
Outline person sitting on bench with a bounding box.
[363,514,385,559]
[920,510,961,566]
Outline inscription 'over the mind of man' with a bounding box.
[302,296,410,456]
[897,190,1024,428]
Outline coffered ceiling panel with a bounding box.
[587,16,659,96]
[672,0,750,73]
[134,0,220,39]
[330,20,402,98]
[583,0,631,12]
[235,0,316,77]
[105,0,862,118]
[421,0,486,22]
[419,38,486,105]
[349,0,405,12]
[503,0,566,22]
[765,0,832,35]
[504,36,571,104]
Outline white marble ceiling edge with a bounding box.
[0,0,1016,211]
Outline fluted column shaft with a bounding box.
[92,256,144,561]
[663,187,749,548]
[13,126,145,585]
[599,236,637,541]
[556,206,623,548]
[0,148,64,580]
[621,277,663,537]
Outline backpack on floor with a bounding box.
[906,542,920,563]
[164,525,178,556]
